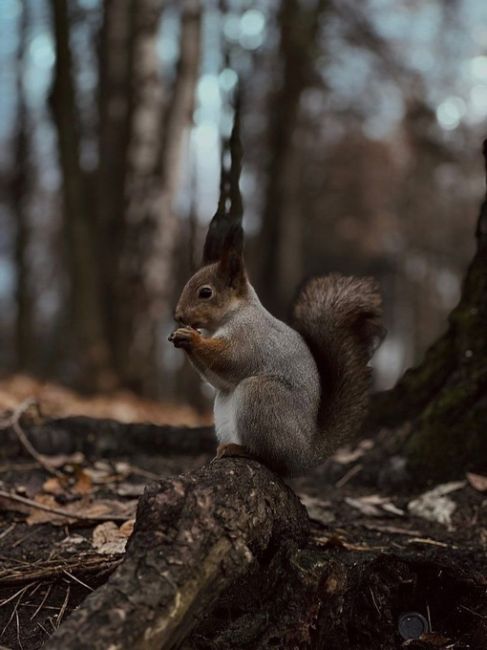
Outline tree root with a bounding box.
[44,457,309,650]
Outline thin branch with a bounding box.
[0,398,62,477]
[0,490,131,524]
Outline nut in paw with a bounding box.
[168,327,197,350]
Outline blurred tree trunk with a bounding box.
[11,2,33,369]
[370,142,487,480]
[49,0,112,390]
[116,0,201,394]
[96,0,134,378]
[258,0,326,318]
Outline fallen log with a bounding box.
[44,457,309,650]
[3,415,215,458]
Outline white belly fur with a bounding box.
[214,390,240,445]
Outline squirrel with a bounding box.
[168,248,384,476]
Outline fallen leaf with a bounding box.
[120,519,135,537]
[466,472,487,492]
[42,477,67,496]
[92,520,133,555]
[300,495,335,524]
[41,452,85,469]
[408,481,465,528]
[116,483,146,498]
[72,468,93,495]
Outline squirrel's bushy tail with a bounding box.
[292,274,384,458]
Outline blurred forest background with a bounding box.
[0,0,486,412]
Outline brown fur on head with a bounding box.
[174,251,248,332]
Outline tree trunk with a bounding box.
[369,141,487,480]
[11,1,33,370]
[115,0,202,394]
[49,0,111,389]
[96,0,135,387]
[258,0,326,318]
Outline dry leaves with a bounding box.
[25,495,137,526]
[408,481,466,528]
[300,495,335,524]
[466,472,487,492]
[345,494,405,517]
[92,520,135,555]
[0,374,209,426]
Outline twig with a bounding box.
[0,523,16,541]
[335,463,362,488]
[30,584,52,620]
[1,556,123,587]
[15,607,23,650]
[0,398,61,478]
[0,490,130,524]
[62,570,94,592]
[458,604,487,620]
[0,583,34,608]
[369,587,381,615]
[0,583,30,639]
[56,584,70,627]
[37,620,50,636]
[128,465,162,481]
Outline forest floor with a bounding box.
[0,379,486,649]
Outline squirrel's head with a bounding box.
[174,251,248,332]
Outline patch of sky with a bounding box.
[326,50,373,98]
[364,83,405,139]
[223,9,266,51]
[219,68,238,92]
[190,122,220,222]
[436,96,466,130]
[29,33,55,69]
[157,7,180,69]
[196,74,222,125]
[1,0,21,21]
[468,84,487,122]
[469,56,487,82]
[78,0,100,9]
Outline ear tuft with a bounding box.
[219,249,246,291]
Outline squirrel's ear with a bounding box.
[218,249,246,292]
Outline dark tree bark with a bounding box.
[49,0,111,389]
[44,459,309,650]
[11,1,33,370]
[96,0,135,384]
[258,0,327,317]
[368,141,487,480]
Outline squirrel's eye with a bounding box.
[198,286,213,299]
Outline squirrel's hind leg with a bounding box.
[235,376,314,477]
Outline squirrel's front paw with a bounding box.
[168,326,198,351]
